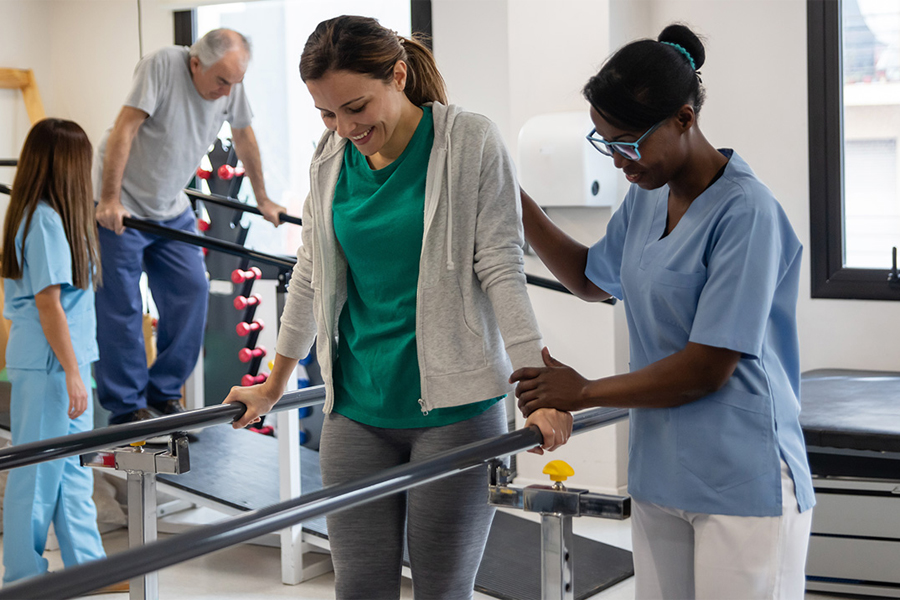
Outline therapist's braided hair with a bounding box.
[299,15,448,107]
[584,24,706,131]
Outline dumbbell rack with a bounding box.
[232,266,267,382]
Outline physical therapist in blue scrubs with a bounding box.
[511,24,815,599]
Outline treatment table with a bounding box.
[800,369,900,597]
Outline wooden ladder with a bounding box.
[0,68,46,124]
[0,68,46,373]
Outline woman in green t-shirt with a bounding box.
[225,15,572,599]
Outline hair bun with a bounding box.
[658,23,705,70]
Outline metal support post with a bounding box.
[82,435,190,600]
[127,471,159,600]
[278,406,304,584]
[541,514,574,600]
[488,459,630,600]
[184,352,205,410]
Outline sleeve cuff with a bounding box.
[506,339,545,371]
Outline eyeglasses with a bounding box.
[586,119,666,161]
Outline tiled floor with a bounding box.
[0,507,852,599]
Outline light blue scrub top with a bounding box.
[586,150,814,517]
[3,201,98,370]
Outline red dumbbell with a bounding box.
[242,373,268,386]
[196,167,212,180]
[217,164,235,180]
[233,293,262,311]
[236,320,264,337]
[238,346,267,363]
[231,267,262,284]
[197,219,211,232]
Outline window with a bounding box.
[185,1,418,257]
[808,0,900,300]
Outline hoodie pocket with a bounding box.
[421,283,486,375]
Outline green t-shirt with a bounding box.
[331,106,500,428]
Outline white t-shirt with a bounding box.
[95,46,253,220]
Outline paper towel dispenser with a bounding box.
[517,111,620,207]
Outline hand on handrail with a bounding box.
[224,382,282,429]
[96,199,131,235]
[256,194,287,227]
[524,408,573,455]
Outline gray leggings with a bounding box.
[319,402,506,600]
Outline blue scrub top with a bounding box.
[586,150,814,517]
[3,201,98,370]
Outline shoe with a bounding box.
[148,399,185,415]
[85,580,129,595]
[148,399,204,437]
[124,408,174,445]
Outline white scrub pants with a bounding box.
[2,362,106,585]
[631,461,813,599]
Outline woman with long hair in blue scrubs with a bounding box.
[510,24,815,598]
[0,119,116,590]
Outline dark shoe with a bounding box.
[148,399,185,415]
[149,398,204,437]
[86,580,129,595]
[125,408,173,444]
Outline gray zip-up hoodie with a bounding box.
[275,102,544,414]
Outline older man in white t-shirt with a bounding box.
[94,28,283,425]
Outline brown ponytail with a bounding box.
[299,15,447,106]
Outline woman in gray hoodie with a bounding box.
[225,15,572,600]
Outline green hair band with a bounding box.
[661,41,696,70]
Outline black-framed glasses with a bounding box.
[586,119,666,161]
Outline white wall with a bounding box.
[0,0,173,221]
[434,0,629,493]
[647,0,900,372]
[0,0,53,188]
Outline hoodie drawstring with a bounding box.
[445,135,455,271]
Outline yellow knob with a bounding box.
[542,460,574,483]
[268,360,275,371]
[130,440,146,448]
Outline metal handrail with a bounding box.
[122,216,296,270]
[0,183,295,270]
[185,188,302,226]
[0,172,303,225]
[0,183,614,302]
[526,273,617,305]
[0,386,326,472]
[0,406,628,600]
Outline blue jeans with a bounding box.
[3,363,106,585]
[95,207,208,424]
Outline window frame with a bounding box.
[174,2,431,46]
[807,0,900,300]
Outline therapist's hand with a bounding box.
[510,347,591,417]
